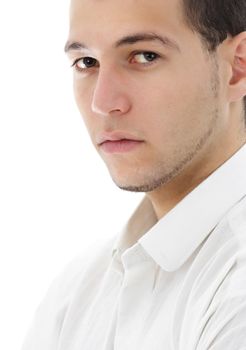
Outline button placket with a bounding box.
[114,244,157,349]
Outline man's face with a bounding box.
[66,0,228,192]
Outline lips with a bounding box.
[97,131,143,145]
[97,131,144,153]
[100,139,143,153]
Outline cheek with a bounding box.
[136,75,213,146]
[133,80,183,133]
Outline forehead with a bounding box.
[68,0,188,47]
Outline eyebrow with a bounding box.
[64,32,181,53]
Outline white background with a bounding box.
[0,1,143,348]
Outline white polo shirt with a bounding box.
[22,143,246,350]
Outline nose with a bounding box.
[91,67,131,117]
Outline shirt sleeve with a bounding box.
[197,264,246,350]
[202,299,246,349]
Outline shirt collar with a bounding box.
[112,143,246,271]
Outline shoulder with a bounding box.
[193,197,246,348]
[22,236,116,350]
[49,236,115,298]
[39,235,116,314]
[227,195,246,242]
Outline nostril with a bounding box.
[91,97,131,116]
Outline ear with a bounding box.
[228,31,246,103]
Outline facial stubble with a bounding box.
[113,55,221,193]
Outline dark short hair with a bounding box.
[182,0,246,124]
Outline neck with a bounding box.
[147,136,246,221]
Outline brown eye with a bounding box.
[132,52,160,64]
[71,57,98,70]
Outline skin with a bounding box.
[66,0,246,220]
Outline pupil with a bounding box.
[84,57,95,67]
[144,52,156,61]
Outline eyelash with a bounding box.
[70,51,161,72]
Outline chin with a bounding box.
[111,175,166,193]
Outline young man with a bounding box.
[22,0,246,349]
